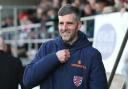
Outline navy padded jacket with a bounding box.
[23,31,108,89]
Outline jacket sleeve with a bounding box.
[17,58,29,89]
[89,50,108,89]
[23,43,60,89]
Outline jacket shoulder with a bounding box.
[38,39,57,55]
[82,46,102,64]
[85,46,101,55]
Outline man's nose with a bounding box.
[62,23,68,30]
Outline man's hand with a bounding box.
[56,49,70,63]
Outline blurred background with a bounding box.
[0,0,128,89]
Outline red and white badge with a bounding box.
[73,75,83,87]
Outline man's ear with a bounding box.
[78,21,82,30]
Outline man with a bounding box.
[0,37,26,89]
[23,4,108,89]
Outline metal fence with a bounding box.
[0,5,36,27]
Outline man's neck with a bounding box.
[67,35,78,45]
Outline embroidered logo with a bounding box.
[73,75,83,87]
[71,60,86,69]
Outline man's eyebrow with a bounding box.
[67,22,73,24]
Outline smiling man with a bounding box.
[23,4,108,89]
[58,13,80,44]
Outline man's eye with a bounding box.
[59,22,63,25]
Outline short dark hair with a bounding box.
[58,4,80,21]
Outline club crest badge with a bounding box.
[73,75,83,87]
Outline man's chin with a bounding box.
[62,38,70,42]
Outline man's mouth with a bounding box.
[62,32,70,36]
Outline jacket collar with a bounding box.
[55,31,91,52]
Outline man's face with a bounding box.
[58,13,81,43]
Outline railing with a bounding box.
[0,5,36,27]
[0,15,94,56]
[0,21,56,56]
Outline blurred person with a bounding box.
[81,1,96,38]
[47,8,58,37]
[71,0,85,17]
[39,11,48,39]
[95,0,115,14]
[47,8,57,21]
[119,0,128,12]
[61,0,69,6]
[18,11,32,25]
[18,11,34,41]
[0,37,27,89]
[2,16,13,28]
[61,0,72,6]
[71,0,81,8]
[53,0,61,9]
[36,6,44,20]
[23,4,108,89]
[36,4,49,38]
[87,0,97,11]
[1,16,14,40]
[95,0,107,14]
[114,0,128,12]
[114,0,124,10]
[83,1,96,16]
[37,0,52,13]
[27,9,41,24]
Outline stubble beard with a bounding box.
[61,31,78,44]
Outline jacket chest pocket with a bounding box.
[66,63,88,80]
[65,65,88,88]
